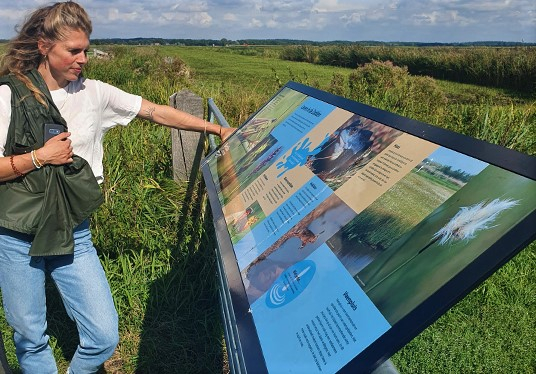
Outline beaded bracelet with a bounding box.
[10,155,24,178]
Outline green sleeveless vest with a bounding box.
[0,70,103,256]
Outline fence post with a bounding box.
[169,90,205,182]
[0,330,11,374]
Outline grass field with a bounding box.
[0,44,534,373]
[344,171,458,252]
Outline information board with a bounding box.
[201,81,536,373]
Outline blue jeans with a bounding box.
[0,221,118,374]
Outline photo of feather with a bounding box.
[431,198,519,246]
[365,198,521,294]
[355,166,536,324]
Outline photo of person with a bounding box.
[305,115,402,190]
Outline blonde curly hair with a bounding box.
[0,1,92,105]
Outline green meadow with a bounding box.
[0,44,534,373]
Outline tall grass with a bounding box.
[326,60,535,155]
[281,45,536,93]
[0,44,533,373]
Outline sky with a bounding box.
[0,0,535,43]
[428,147,488,176]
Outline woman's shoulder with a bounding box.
[77,77,125,94]
[75,76,100,89]
[72,77,120,98]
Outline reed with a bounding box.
[281,44,536,94]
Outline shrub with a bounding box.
[347,60,448,122]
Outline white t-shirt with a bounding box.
[0,77,142,183]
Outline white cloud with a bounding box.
[170,2,209,13]
[107,8,140,22]
[313,0,373,13]
[340,12,365,24]
[249,18,263,28]
[0,0,533,42]
[266,18,279,28]
[223,13,238,21]
[260,0,315,13]
[0,8,27,23]
[188,12,213,27]
[412,10,472,26]
[455,0,514,12]
[159,10,212,27]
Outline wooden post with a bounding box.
[169,90,205,182]
[0,330,11,374]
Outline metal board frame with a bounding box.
[202,81,536,373]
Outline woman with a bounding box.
[0,2,234,373]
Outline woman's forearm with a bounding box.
[138,99,236,140]
[0,154,37,182]
[0,133,74,182]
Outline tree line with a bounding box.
[84,38,535,47]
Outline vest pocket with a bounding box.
[12,143,35,155]
[21,168,47,193]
